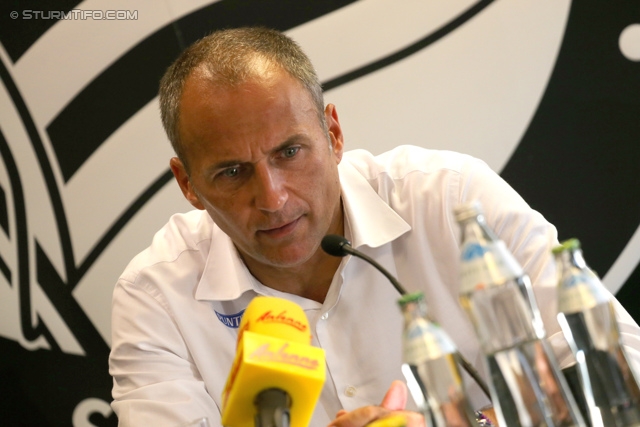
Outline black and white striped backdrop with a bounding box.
[0,1,638,425]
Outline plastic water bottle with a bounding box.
[454,201,585,427]
[398,291,477,426]
[555,238,640,426]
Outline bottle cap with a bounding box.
[453,201,483,222]
[552,238,581,254]
[397,291,424,306]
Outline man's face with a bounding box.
[171,65,344,269]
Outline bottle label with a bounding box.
[404,319,457,362]
[460,241,523,293]
[558,270,611,313]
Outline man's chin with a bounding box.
[253,243,318,268]
[262,252,313,268]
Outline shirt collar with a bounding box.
[339,159,411,250]
[195,159,411,301]
[195,226,257,301]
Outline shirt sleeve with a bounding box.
[109,278,222,427]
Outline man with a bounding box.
[109,27,640,427]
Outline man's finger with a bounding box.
[328,406,390,427]
[380,380,408,411]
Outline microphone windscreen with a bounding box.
[321,234,350,257]
[237,295,311,345]
[222,297,326,427]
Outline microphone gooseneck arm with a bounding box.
[321,235,408,296]
[321,234,492,402]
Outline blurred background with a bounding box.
[0,0,638,425]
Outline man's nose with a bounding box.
[253,163,287,212]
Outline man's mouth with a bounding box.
[258,217,301,238]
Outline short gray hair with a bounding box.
[159,27,326,164]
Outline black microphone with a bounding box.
[321,234,492,402]
[321,234,407,296]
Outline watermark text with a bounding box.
[10,10,138,20]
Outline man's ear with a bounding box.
[170,157,205,210]
[324,103,344,162]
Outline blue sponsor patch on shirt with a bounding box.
[215,309,245,329]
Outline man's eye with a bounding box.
[282,147,299,158]
[221,167,239,178]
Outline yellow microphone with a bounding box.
[221,296,326,427]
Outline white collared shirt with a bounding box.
[110,145,640,427]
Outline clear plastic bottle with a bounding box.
[454,201,585,427]
[398,291,477,427]
[554,238,640,427]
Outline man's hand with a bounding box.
[327,381,425,427]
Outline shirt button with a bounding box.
[320,313,328,320]
[344,386,357,397]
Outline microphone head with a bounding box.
[222,297,325,427]
[321,234,351,257]
[238,296,311,345]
